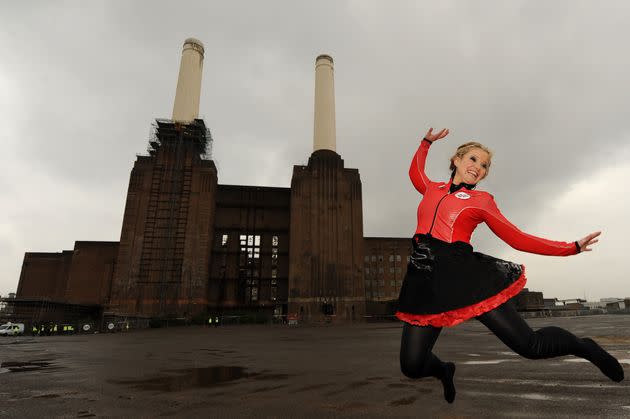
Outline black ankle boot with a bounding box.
[441,362,456,403]
[582,338,624,382]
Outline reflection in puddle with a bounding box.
[0,360,56,373]
[111,366,290,392]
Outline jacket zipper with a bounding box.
[428,191,450,235]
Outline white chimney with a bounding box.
[313,55,336,152]
[172,38,205,122]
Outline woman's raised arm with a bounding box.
[409,128,449,195]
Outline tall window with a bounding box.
[271,279,277,301]
[271,235,279,300]
[239,234,261,302]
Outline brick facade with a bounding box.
[16,120,419,322]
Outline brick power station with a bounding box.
[13,39,416,324]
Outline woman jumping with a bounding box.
[396,128,624,403]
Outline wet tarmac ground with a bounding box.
[1,315,629,418]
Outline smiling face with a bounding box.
[453,147,490,185]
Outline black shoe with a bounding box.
[582,338,624,382]
[441,362,456,403]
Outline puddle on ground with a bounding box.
[0,339,35,345]
[33,393,61,399]
[111,366,290,392]
[0,360,57,373]
[389,396,417,406]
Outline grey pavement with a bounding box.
[1,315,629,418]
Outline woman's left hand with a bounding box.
[577,231,601,252]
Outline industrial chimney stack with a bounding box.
[289,54,366,323]
[172,38,205,122]
[313,55,336,152]
[110,38,217,319]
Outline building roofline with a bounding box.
[217,183,291,191]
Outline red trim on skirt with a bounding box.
[396,265,527,328]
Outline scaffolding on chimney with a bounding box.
[137,118,212,316]
[148,118,213,160]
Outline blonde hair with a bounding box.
[449,142,493,175]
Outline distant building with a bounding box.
[544,298,563,310]
[559,298,587,310]
[600,297,624,303]
[543,297,589,310]
[513,288,544,311]
[606,301,626,311]
[583,301,607,310]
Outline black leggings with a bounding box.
[400,300,592,379]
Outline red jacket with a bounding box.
[410,140,578,256]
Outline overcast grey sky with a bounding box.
[1,1,629,301]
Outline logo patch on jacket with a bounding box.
[455,192,471,200]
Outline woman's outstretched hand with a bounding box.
[424,127,449,143]
[577,231,601,253]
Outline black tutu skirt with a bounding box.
[396,234,526,327]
